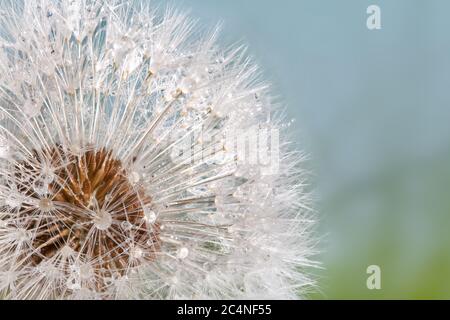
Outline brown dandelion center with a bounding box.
[16,146,160,278]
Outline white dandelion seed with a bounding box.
[0,0,317,299]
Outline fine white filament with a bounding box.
[0,0,317,299]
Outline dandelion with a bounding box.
[0,0,317,299]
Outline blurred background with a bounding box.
[164,0,450,299]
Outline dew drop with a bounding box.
[121,220,132,230]
[94,210,112,231]
[38,198,54,212]
[5,193,22,208]
[41,169,55,184]
[33,180,49,195]
[144,209,156,223]
[129,171,140,184]
[122,49,143,79]
[177,247,189,259]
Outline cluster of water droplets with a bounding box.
[0,0,316,299]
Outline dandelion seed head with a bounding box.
[0,0,317,299]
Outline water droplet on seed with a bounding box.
[39,198,54,212]
[177,247,189,259]
[94,210,112,231]
[121,220,132,230]
[129,171,140,184]
[144,209,156,223]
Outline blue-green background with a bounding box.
[166,0,450,299]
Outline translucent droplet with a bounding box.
[179,76,196,94]
[122,49,142,79]
[144,209,156,223]
[149,56,161,74]
[121,220,132,230]
[34,181,49,196]
[38,198,54,212]
[177,247,189,259]
[129,171,140,184]
[41,169,55,184]
[5,194,22,208]
[94,210,112,231]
